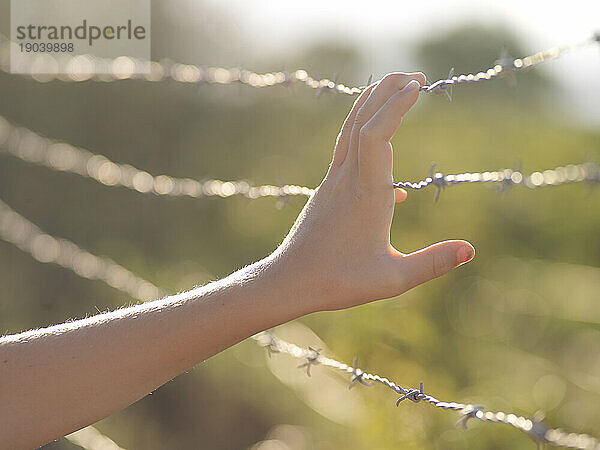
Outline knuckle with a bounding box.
[380,72,426,90]
[354,106,370,126]
[431,252,450,279]
[350,187,365,205]
[337,121,352,142]
[342,118,354,133]
[381,73,397,85]
[359,124,375,141]
[381,72,408,87]
[411,72,427,85]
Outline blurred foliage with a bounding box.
[0,5,599,450]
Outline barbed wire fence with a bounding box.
[0,197,166,449]
[0,197,599,449]
[1,115,598,203]
[0,116,314,201]
[1,32,599,99]
[1,27,600,449]
[255,333,600,450]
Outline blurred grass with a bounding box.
[0,17,599,450]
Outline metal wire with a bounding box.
[1,196,599,449]
[0,116,315,200]
[1,116,597,203]
[64,426,126,450]
[394,163,600,201]
[0,196,156,449]
[254,332,600,450]
[0,198,165,302]
[0,32,362,95]
[2,32,598,98]
[418,35,600,100]
[1,21,598,449]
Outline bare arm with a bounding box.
[0,73,474,449]
[0,259,306,448]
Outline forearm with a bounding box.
[0,255,305,449]
[0,72,475,449]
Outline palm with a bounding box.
[276,73,474,312]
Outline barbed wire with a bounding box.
[64,426,126,450]
[0,32,363,94]
[0,198,165,302]
[1,115,598,203]
[394,163,600,201]
[0,116,314,200]
[0,196,163,449]
[254,332,600,450]
[1,195,598,449]
[2,32,598,99]
[418,34,600,100]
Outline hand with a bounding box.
[270,72,475,312]
[0,73,476,449]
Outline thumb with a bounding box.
[399,240,474,290]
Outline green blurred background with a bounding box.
[1,1,599,448]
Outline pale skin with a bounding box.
[0,73,474,449]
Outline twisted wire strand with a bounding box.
[2,32,598,97]
[254,332,600,450]
[1,116,598,203]
[0,197,153,449]
[0,116,315,199]
[64,426,126,450]
[418,34,600,98]
[0,195,598,448]
[394,163,600,201]
[0,32,362,94]
[0,198,165,302]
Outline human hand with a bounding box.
[269,72,475,313]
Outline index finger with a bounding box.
[358,79,422,191]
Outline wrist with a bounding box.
[216,254,314,334]
[260,245,337,315]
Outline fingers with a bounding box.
[399,240,475,291]
[394,188,407,203]
[330,84,376,170]
[363,80,421,141]
[345,72,426,169]
[358,80,422,190]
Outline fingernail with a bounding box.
[402,79,421,93]
[456,245,474,266]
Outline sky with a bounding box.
[196,0,600,127]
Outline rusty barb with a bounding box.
[255,331,600,450]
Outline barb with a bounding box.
[1,116,597,203]
[393,163,600,201]
[297,346,321,376]
[420,34,600,99]
[254,332,600,449]
[1,196,599,448]
[349,357,373,389]
[1,32,598,97]
[0,116,314,200]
